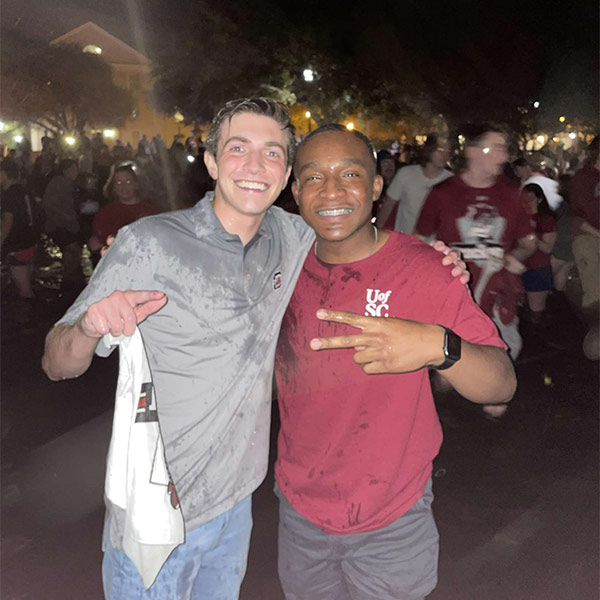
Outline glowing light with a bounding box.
[558,115,566,123]
[533,101,540,109]
[103,129,115,138]
[305,111,311,118]
[186,155,195,163]
[536,135,545,144]
[346,122,355,131]
[457,134,465,145]
[0,121,4,131]
[83,44,102,55]
[482,147,490,154]
[552,136,559,142]
[14,135,23,143]
[569,132,577,140]
[174,111,184,123]
[64,136,76,146]
[303,68,314,82]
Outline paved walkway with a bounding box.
[2,293,598,599]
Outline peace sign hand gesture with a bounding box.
[310,309,445,374]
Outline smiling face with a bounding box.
[113,169,139,204]
[292,130,383,250]
[204,112,291,221]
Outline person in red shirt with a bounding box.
[274,124,516,600]
[521,183,557,323]
[89,164,159,255]
[416,124,535,367]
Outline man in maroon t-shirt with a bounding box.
[274,125,516,600]
[416,124,535,368]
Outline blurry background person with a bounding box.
[373,150,398,226]
[522,183,557,324]
[569,136,600,360]
[1,160,43,322]
[42,158,83,294]
[377,134,452,233]
[513,156,563,210]
[89,164,159,258]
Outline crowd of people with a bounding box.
[0,130,214,323]
[0,97,597,600]
[374,131,599,363]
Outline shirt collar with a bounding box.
[191,192,273,241]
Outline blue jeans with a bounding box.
[102,495,253,600]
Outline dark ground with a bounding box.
[1,273,598,600]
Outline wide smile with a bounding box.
[235,180,269,192]
[316,208,353,217]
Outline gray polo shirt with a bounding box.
[58,194,314,533]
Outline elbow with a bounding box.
[489,362,517,404]
[41,354,60,381]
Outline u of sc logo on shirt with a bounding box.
[272,271,282,290]
[364,288,392,317]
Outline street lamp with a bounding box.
[533,101,540,109]
[305,111,312,133]
[346,122,355,131]
[14,135,23,144]
[568,132,577,140]
[303,68,314,82]
[0,121,5,132]
[558,115,566,123]
[103,129,115,138]
[64,136,76,146]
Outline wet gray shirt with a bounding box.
[58,194,314,533]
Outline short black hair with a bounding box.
[295,124,377,172]
[512,157,530,168]
[462,122,507,148]
[524,183,553,215]
[205,97,296,167]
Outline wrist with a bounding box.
[426,324,446,367]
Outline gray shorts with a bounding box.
[276,479,439,600]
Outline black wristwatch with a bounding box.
[434,327,462,370]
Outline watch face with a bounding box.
[446,330,461,361]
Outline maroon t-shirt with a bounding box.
[416,175,532,287]
[525,213,556,270]
[275,233,505,534]
[92,199,160,245]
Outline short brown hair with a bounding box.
[205,97,296,167]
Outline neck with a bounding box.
[212,194,265,246]
[422,163,443,179]
[315,224,388,264]
[461,169,497,189]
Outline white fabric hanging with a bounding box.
[103,328,185,589]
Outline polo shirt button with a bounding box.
[245,273,251,280]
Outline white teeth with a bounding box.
[238,181,268,190]
[317,208,352,216]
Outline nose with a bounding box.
[244,149,266,173]
[320,175,343,200]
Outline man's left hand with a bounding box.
[430,240,470,284]
[310,309,443,374]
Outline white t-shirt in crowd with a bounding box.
[387,165,452,234]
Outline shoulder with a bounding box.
[266,205,314,243]
[386,232,455,284]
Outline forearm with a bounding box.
[428,328,516,404]
[42,318,100,381]
[510,240,536,262]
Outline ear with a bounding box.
[291,178,300,207]
[372,174,384,201]
[204,150,218,180]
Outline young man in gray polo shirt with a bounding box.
[42,98,315,599]
[42,98,466,599]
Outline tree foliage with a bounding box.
[0,30,133,136]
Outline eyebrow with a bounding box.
[298,157,365,174]
[222,136,286,155]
